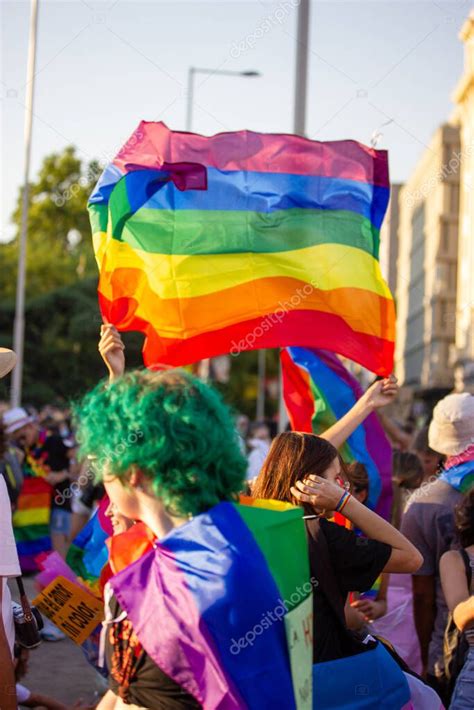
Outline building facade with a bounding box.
[452,11,474,390]
[395,124,460,390]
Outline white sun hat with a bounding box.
[0,348,16,379]
[428,393,474,456]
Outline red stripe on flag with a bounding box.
[280,349,314,432]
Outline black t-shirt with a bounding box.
[306,517,391,663]
[28,434,71,511]
[41,435,70,472]
[43,435,71,511]
[106,594,201,709]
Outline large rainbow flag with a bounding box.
[110,499,313,709]
[88,121,394,374]
[281,347,393,520]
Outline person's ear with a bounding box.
[129,467,146,490]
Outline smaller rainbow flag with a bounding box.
[13,476,52,573]
[110,500,313,709]
[439,456,474,493]
[66,497,113,588]
[281,347,392,520]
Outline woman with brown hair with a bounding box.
[252,433,444,708]
[252,432,422,664]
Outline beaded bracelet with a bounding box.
[335,490,351,513]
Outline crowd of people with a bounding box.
[0,328,473,709]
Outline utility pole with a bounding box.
[279,0,311,432]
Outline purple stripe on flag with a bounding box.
[110,547,244,709]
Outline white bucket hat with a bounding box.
[428,393,474,456]
[3,406,35,435]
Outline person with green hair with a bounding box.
[75,367,247,525]
[74,367,247,710]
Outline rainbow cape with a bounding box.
[281,347,392,520]
[13,441,53,573]
[110,499,313,709]
[439,452,474,493]
[88,121,394,374]
[66,497,112,589]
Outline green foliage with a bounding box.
[0,278,144,405]
[214,349,279,419]
[1,146,100,301]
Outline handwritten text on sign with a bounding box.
[285,593,313,710]
[33,575,104,645]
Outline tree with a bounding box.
[0,146,101,302]
[0,278,144,405]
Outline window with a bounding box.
[448,184,460,214]
[449,263,457,291]
[439,220,458,254]
[441,221,450,252]
[439,300,449,330]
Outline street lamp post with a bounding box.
[11,0,39,407]
[278,0,311,432]
[293,0,310,136]
[185,67,260,132]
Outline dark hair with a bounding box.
[392,451,423,489]
[413,427,439,457]
[346,462,369,494]
[251,432,342,503]
[454,489,474,549]
[391,451,424,529]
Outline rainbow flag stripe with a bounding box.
[89,121,394,374]
[281,347,393,520]
[13,476,52,573]
[110,499,312,709]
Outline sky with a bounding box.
[1,0,472,243]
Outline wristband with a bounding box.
[335,490,350,513]
[338,492,352,514]
[335,490,348,512]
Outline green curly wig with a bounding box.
[73,369,247,517]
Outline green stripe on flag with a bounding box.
[14,524,50,543]
[94,207,380,259]
[235,503,310,609]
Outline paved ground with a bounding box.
[12,576,107,707]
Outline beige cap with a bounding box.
[0,348,16,379]
[428,393,474,456]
